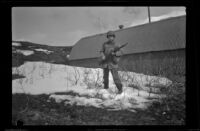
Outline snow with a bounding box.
[130,10,186,27]
[150,10,186,22]
[12,61,172,112]
[15,49,34,56]
[12,42,21,46]
[34,48,53,54]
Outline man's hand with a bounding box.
[101,53,106,60]
[102,55,105,60]
[111,52,116,55]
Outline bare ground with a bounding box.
[12,86,185,125]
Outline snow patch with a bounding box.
[12,42,21,46]
[130,11,186,27]
[15,49,34,56]
[34,48,53,54]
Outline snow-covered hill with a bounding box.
[12,61,172,112]
[12,41,72,67]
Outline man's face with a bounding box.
[107,36,115,41]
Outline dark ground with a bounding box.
[12,83,185,125]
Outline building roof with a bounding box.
[69,15,185,60]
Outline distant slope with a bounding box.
[12,41,73,67]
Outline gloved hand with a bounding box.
[111,52,116,55]
[102,55,105,60]
[101,53,106,60]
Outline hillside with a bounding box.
[12,41,73,67]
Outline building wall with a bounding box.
[69,57,100,68]
[69,49,185,80]
[119,49,185,77]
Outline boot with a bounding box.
[104,82,109,89]
[116,83,123,94]
[103,68,109,89]
[118,89,123,94]
[104,85,109,89]
[104,86,109,89]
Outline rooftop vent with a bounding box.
[119,25,124,29]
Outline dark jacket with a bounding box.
[100,40,121,69]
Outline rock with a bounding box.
[44,108,49,112]
[143,116,156,121]
[50,109,56,112]
[26,111,40,121]
[31,113,40,121]
[16,119,24,126]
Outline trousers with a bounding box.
[103,67,122,91]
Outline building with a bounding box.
[69,15,185,79]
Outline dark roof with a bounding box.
[69,15,186,60]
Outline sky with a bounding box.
[12,7,186,46]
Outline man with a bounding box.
[100,31,123,94]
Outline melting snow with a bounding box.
[12,62,172,112]
[34,48,53,54]
[12,42,21,46]
[15,49,34,56]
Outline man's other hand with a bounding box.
[101,54,106,60]
[102,55,106,60]
[111,52,116,55]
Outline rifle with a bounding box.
[99,42,128,65]
[111,42,128,54]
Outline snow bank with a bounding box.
[34,48,53,54]
[12,42,21,46]
[15,49,34,56]
[12,61,172,112]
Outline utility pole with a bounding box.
[98,17,103,33]
[98,17,101,33]
[148,6,151,23]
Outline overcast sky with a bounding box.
[12,7,186,46]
